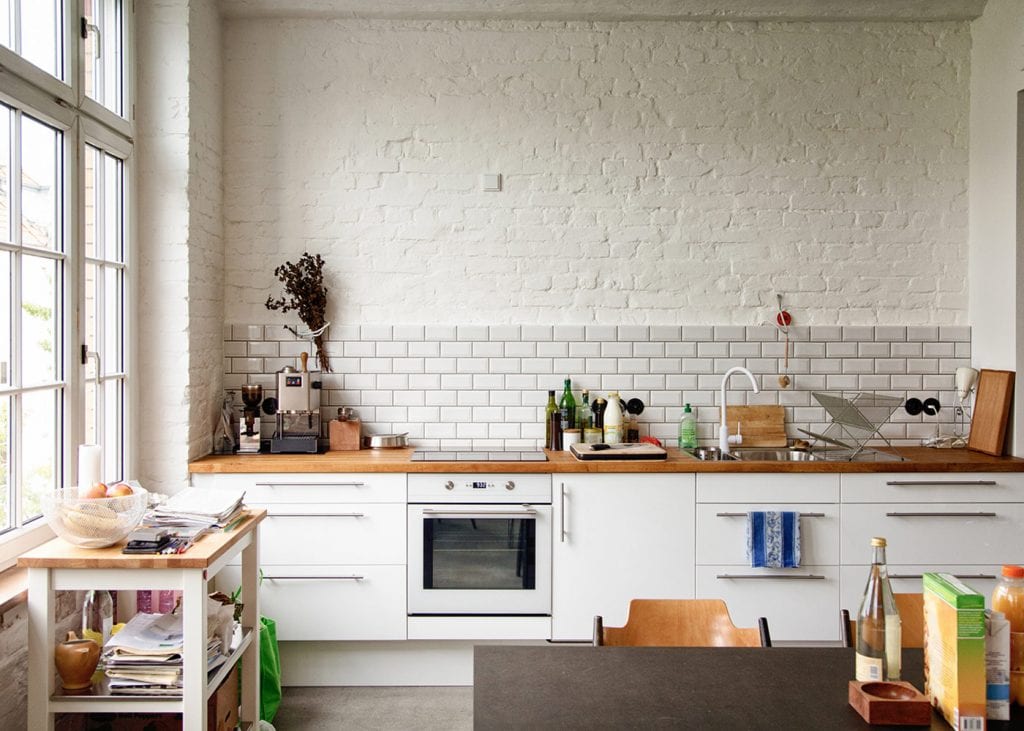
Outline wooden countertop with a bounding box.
[188,448,1024,474]
[17,509,266,569]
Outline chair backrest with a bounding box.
[841,592,924,649]
[594,599,770,648]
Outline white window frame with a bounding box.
[0,0,133,570]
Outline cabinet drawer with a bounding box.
[842,473,1024,503]
[191,473,406,503]
[841,502,1024,564]
[696,565,840,642]
[258,505,406,564]
[840,565,999,616]
[696,504,839,565]
[218,565,407,641]
[696,474,839,503]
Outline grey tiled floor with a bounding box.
[273,686,473,730]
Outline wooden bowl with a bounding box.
[849,680,932,726]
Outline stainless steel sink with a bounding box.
[731,449,820,462]
[683,447,739,461]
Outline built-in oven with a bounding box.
[408,474,552,616]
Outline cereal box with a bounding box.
[923,572,987,731]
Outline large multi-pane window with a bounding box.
[0,0,132,563]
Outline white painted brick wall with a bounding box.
[187,0,226,464]
[225,323,971,450]
[222,18,969,327]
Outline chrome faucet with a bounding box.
[719,366,760,455]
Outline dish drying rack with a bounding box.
[799,392,906,461]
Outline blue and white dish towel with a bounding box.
[746,511,801,568]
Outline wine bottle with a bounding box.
[576,389,591,431]
[855,537,902,681]
[545,390,557,445]
[558,378,576,431]
[82,589,114,646]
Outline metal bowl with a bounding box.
[362,433,409,449]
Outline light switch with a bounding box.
[481,173,502,192]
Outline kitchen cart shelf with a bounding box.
[19,509,266,730]
[48,626,255,710]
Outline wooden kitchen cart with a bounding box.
[19,509,266,731]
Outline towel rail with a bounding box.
[716,512,825,518]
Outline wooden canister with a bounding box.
[329,419,362,451]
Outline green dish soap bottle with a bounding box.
[678,403,697,449]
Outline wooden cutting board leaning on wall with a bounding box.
[967,369,1015,456]
[720,405,787,448]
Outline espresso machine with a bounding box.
[270,352,322,454]
[238,384,263,454]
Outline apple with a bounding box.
[105,482,134,498]
[80,482,108,499]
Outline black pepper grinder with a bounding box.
[548,411,563,451]
[591,398,607,430]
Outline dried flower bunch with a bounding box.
[265,252,332,372]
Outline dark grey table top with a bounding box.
[474,645,1023,730]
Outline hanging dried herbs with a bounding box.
[265,253,332,372]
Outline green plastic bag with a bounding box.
[260,615,283,722]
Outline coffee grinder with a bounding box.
[270,352,322,454]
[238,384,263,454]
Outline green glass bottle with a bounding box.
[576,389,591,431]
[545,390,558,445]
[559,378,577,431]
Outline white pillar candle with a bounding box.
[78,444,102,488]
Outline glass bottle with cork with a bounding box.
[558,378,576,432]
[855,537,902,681]
[545,390,558,446]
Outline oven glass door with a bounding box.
[408,504,552,615]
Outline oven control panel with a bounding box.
[408,474,552,504]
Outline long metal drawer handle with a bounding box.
[560,483,567,543]
[885,511,998,518]
[422,508,538,518]
[890,573,997,581]
[716,574,826,580]
[254,482,367,487]
[269,513,365,518]
[885,480,997,486]
[264,575,364,581]
[715,512,826,518]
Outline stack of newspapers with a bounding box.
[103,611,228,695]
[147,487,246,529]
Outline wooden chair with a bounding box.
[593,599,772,648]
[841,593,924,649]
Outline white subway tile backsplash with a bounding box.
[489,325,521,341]
[522,325,553,341]
[225,323,970,450]
[618,326,649,341]
[232,325,263,341]
[681,326,713,341]
[553,325,585,342]
[537,342,569,358]
[472,341,504,357]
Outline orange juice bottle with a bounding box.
[992,564,1024,705]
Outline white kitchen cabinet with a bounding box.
[695,473,842,642]
[840,472,1022,615]
[194,472,408,641]
[551,474,695,641]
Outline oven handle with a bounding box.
[421,508,539,519]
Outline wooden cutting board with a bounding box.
[719,405,787,448]
[968,369,1015,456]
[570,443,667,460]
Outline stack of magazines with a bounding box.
[147,487,246,529]
[103,611,229,695]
